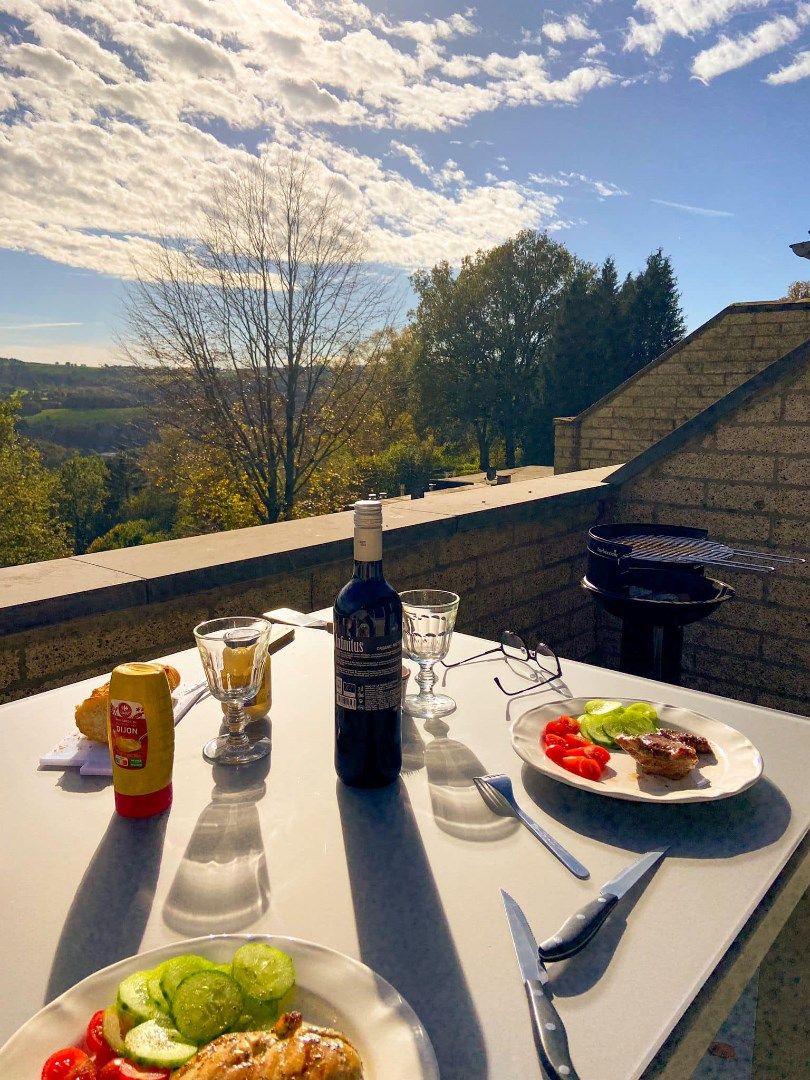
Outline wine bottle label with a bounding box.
[335,631,402,712]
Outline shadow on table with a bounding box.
[46,811,169,1002]
[163,755,271,935]
[421,717,518,842]
[337,780,487,1079]
[520,766,791,859]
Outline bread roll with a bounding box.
[75,664,181,743]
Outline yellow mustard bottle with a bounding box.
[108,662,174,818]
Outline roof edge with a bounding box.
[606,338,810,485]
[555,300,810,426]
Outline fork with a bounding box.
[473,773,590,879]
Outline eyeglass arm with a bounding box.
[442,646,501,669]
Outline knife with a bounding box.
[537,848,667,963]
[501,890,580,1080]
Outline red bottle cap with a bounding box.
[115,783,172,818]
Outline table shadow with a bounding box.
[337,780,488,1079]
[46,811,169,1002]
[520,766,791,859]
[422,717,518,842]
[163,756,271,935]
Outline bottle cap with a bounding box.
[354,499,382,528]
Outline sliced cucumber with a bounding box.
[171,970,244,1043]
[124,1019,198,1069]
[623,702,659,725]
[159,955,217,1003]
[232,993,279,1032]
[604,714,658,740]
[117,971,169,1023]
[584,699,606,713]
[231,943,296,1004]
[102,1006,129,1053]
[147,969,171,1014]
[588,700,624,717]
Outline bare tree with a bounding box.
[124,152,394,521]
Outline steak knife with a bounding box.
[501,890,580,1080]
[538,848,667,963]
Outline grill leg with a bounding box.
[619,622,683,685]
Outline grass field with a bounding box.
[20,406,151,452]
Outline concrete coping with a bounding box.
[0,467,617,634]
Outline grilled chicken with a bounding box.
[173,1012,363,1080]
[615,733,698,779]
[657,729,713,755]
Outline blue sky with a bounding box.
[1,1,808,366]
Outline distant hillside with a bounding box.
[0,357,151,412]
[1,356,156,452]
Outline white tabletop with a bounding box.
[1,627,809,1080]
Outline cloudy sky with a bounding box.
[0,0,808,365]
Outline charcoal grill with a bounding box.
[584,524,804,685]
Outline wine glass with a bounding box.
[401,590,460,719]
[193,616,273,765]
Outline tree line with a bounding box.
[1,153,686,567]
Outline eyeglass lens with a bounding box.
[500,631,529,661]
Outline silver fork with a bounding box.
[473,773,589,879]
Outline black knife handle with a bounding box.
[538,893,620,962]
[525,979,580,1080]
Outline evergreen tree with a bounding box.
[620,249,685,380]
[57,454,110,553]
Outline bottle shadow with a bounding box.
[337,780,488,1079]
[163,756,271,935]
[422,718,518,842]
[46,811,169,1002]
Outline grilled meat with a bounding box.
[657,729,713,755]
[615,733,698,780]
[173,1011,363,1080]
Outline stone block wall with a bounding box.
[0,471,613,703]
[599,355,809,716]
[555,302,810,474]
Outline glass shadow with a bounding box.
[163,756,271,934]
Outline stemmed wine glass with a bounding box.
[401,590,460,719]
[194,616,272,765]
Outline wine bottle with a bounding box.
[334,500,403,787]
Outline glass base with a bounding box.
[404,691,456,719]
[203,735,271,766]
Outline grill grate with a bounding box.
[604,530,802,572]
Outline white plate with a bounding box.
[511,698,763,803]
[0,934,438,1080]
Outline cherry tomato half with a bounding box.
[98,1060,170,1080]
[42,1048,96,1080]
[85,1011,115,1067]
[544,743,569,765]
[544,719,566,737]
[562,755,603,781]
[543,732,567,747]
[582,744,611,765]
[562,733,588,748]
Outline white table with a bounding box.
[1,627,808,1080]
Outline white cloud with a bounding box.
[691,4,810,82]
[530,170,628,197]
[651,198,734,217]
[0,321,84,329]
[625,0,770,56]
[542,15,599,44]
[766,47,810,81]
[0,1,623,281]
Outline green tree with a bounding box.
[411,258,497,470]
[57,453,110,553]
[783,281,810,300]
[86,519,169,553]
[0,393,71,567]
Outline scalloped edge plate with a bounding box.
[0,934,438,1080]
[511,698,763,803]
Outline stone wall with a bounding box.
[554,301,810,474]
[0,469,614,703]
[600,350,809,716]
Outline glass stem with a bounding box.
[416,661,436,699]
[224,702,250,748]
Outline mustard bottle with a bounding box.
[108,662,174,818]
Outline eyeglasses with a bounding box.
[442,631,562,697]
